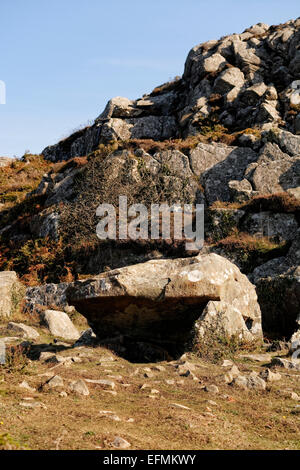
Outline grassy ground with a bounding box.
[0,321,299,450]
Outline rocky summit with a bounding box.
[66,253,262,359]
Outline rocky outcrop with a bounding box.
[66,253,262,357]
[42,18,300,162]
[29,211,60,240]
[190,143,259,204]
[247,142,300,195]
[0,272,24,318]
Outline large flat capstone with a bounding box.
[67,254,262,357]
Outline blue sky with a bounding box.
[0,0,299,158]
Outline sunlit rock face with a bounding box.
[67,253,262,358]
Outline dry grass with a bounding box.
[0,334,299,450]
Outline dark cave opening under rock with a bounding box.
[72,296,212,362]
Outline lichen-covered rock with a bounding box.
[256,102,280,123]
[205,208,245,242]
[290,328,300,354]
[67,253,262,356]
[0,272,24,318]
[201,53,226,75]
[241,211,298,242]
[96,96,140,120]
[232,373,266,390]
[69,379,89,396]
[40,19,300,163]
[260,369,281,382]
[239,83,267,106]
[214,67,245,95]
[4,18,300,351]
